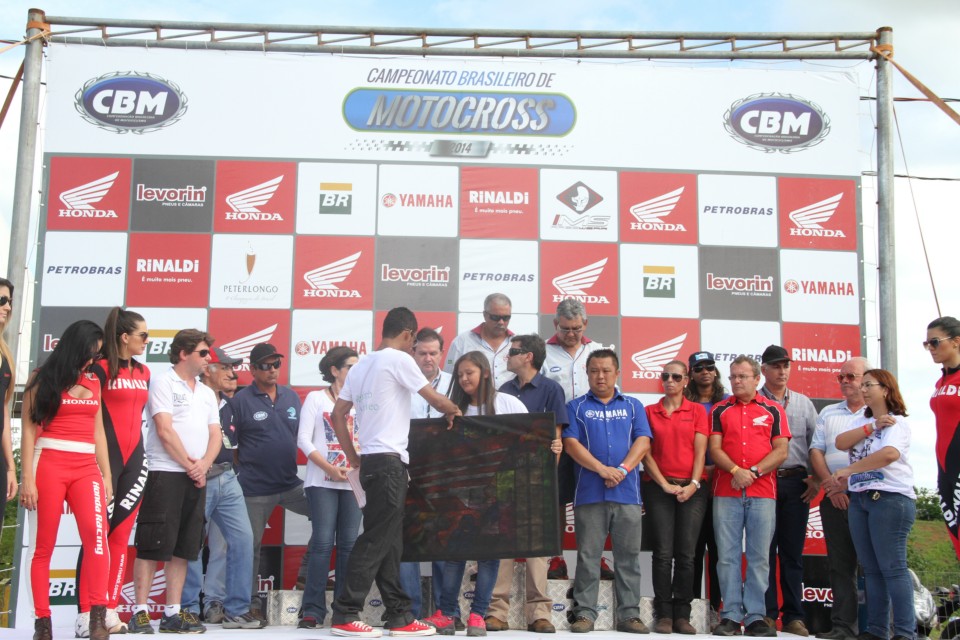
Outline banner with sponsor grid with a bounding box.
[22,44,863,626]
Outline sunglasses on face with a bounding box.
[924,337,954,350]
[132,331,149,341]
[486,313,511,323]
[660,372,685,382]
[836,373,861,383]
[508,348,528,357]
[254,360,282,371]
[691,364,716,373]
[0,296,12,307]
[194,349,211,358]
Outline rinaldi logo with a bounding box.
[643,266,675,298]
[303,252,362,298]
[220,325,278,369]
[225,176,284,221]
[551,258,608,303]
[59,172,120,218]
[789,193,845,237]
[319,182,353,214]
[629,187,686,231]
[806,506,823,539]
[631,334,687,379]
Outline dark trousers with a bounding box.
[693,487,721,609]
[820,496,859,636]
[642,481,708,620]
[332,454,413,628]
[765,474,809,623]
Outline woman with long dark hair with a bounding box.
[297,346,362,629]
[21,320,113,640]
[423,351,527,637]
[926,316,960,561]
[75,307,151,636]
[0,278,19,514]
[833,369,915,640]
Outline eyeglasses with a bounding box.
[923,337,954,350]
[729,374,754,381]
[485,312,511,323]
[660,372,685,382]
[557,326,583,334]
[836,373,861,383]
[195,349,211,358]
[0,296,12,307]
[508,348,528,357]
[691,364,716,373]
[254,360,282,371]
[859,382,883,391]
[132,331,149,341]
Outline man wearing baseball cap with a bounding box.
[231,343,310,622]
[758,345,819,636]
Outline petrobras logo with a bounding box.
[706,273,773,297]
[806,506,824,539]
[553,182,609,230]
[631,333,687,379]
[294,340,369,357]
[791,347,853,364]
[75,71,187,134]
[462,272,534,282]
[144,329,176,363]
[135,183,207,208]
[643,265,675,299]
[629,187,686,231]
[119,572,166,612]
[224,176,285,221]
[48,569,77,606]
[380,192,453,209]
[220,325,278,370]
[58,172,120,219]
[381,263,451,287]
[46,264,122,276]
[783,279,854,296]
[552,258,608,304]
[319,182,353,214]
[789,193,846,237]
[724,92,830,153]
[303,252,362,298]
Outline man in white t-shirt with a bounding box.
[129,330,222,635]
[330,308,461,639]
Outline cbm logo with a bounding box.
[724,93,829,153]
[319,182,353,214]
[643,265,675,298]
[75,72,188,134]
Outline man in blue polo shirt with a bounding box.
[232,342,310,621]
[563,349,652,634]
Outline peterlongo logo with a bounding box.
[552,258,608,303]
[319,182,353,214]
[75,71,187,134]
[631,333,687,379]
[220,325,278,369]
[303,252,362,298]
[724,92,830,153]
[58,172,120,218]
[643,266,675,298]
[789,193,845,237]
[225,176,284,221]
[806,506,823,539]
[629,187,686,231]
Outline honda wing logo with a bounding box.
[631,333,687,379]
[224,176,284,221]
[220,325,277,367]
[303,252,362,298]
[788,193,846,238]
[120,572,165,605]
[806,505,824,539]
[628,187,687,231]
[552,258,609,303]
[59,172,119,210]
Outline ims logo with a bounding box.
[643,266,675,298]
[319,182,353,214]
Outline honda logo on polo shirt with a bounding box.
[552,258,608,303]
[631,334,687,379]
[303,252,362,298]
[789,193,846,237]
[219,324,278,368]
[629,187,687,231]
[58,172,120,218]
[225,176,284,221]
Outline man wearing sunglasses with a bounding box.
[807,357,870,640]
[445,293,516,389]
[232,342,310,622]
[757,345,819,637]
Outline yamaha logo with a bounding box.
[294,340,368,356]
[724,92,830,153]
[76,71,188,134]
[784,279,800,294]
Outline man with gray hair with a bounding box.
[445,292,515,389]
[808,357,870,640]
[542,299,604,404]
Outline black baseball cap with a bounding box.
[688,351,715,368]
[761,345,791,364]
[250,343,284,364]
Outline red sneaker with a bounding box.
[600,557,615,580]
[547,556,568,580]
[422,611,456,636]
[390,620,437,637]
[466,613,487,637]
[332,621,383,637]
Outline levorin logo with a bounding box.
[75,71,188,134]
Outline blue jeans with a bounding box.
[183,469,254,617]
[302,486,362,622]
[401,562,456,618]
[714,495,776,625]
[438,560,500,618]
[847,490,916,639]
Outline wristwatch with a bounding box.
[691,480,701,490]
[750,465,761,478]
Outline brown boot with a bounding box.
[89,605,109,640]
[33,617,52,640]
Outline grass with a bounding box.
[910,519,960,589]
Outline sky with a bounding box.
[0,0,958,488]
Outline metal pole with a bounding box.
[875,26,896,374]
[5,9,45,373]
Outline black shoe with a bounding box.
[298,616,321,629]
[816,631,854,640]
[856,634,885,640]
[714,619,743,637]
[33,617,52,640]
[745,621,776,637]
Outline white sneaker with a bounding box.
[105,608,128,633]
[75,611,90,638]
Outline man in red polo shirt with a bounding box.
[709,356,790,638]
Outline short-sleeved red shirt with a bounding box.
[644,397,709,480]
[710,394,791,499]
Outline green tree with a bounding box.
[916,486,944,521]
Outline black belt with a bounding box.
[362,452,401,460]
[776,467,807,478]
[664,477,693,486]
[206,462,232,479]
